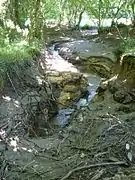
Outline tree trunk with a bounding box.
[14,0,22,28]
[28,0,44,43]
[75,8,85,30]
[131,3,135,26]
[98,0,102,32]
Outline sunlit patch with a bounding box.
[80,153,85,158]
[107,32,113,36]
[5,19,15,29]
[0,129,6,140]
[13,100,20,107]
[16,40,28,46]
[16,25,22,33]
[2,96,11,102]
[9,136,19,152]
[109,74,118,81]
[21,147,33,153]
[21,147,27,151]
[28,149,33,153]
[76,56,80,60]
[123,79,127,83]
[36,76,43,85]
[45,49,79,73]
[88,83,94,86]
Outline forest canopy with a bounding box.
[0,0,135,64]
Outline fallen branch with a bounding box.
[60,161,127,180]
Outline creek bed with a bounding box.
[46,45,101,127]
[53,73,101,127]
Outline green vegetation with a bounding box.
[0,0,135,79]
[120,37,135,53]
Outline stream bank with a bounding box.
[0,28,135,180]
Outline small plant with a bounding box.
[0,26,41,89]
[119,37,135,53]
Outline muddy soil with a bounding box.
[0,28,135,180]
[2,90,135,180]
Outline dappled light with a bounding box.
[45,49,78,73]
[1,0,135,179]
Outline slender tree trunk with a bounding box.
[98,0,102,32]
[131,3,135,26]
[14,0,22,28]
[58,0,67,26]
[28,0,44,43]
[8,0,22,28]
[73,7,78,26]
[111,0,126,27]
[75,8,85,30]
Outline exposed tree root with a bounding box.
[60,161,127,180]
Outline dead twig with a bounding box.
[56,134,69,155]
[91,169,105,180]
[70,145,91,152]
[6,73,19,96]
[60,161,127,180]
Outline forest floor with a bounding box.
[0,27,135,180]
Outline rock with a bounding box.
[116,105,130,113]
[106,53,135,104]
[48,72,88,108]
[113,90,133,104]
[83,56,113,78]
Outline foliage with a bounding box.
[0,0,135,78]
[120,37,135,53]
[0,26,40,77]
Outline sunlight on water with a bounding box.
[80,13,132,27]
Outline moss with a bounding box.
[63,84,79,92]
[48,76,64,86]
[82,57,112,78]
[59,92,71,105]
[58,91,81,107]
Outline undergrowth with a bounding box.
[119,37,135,53]
[0,27,41,88]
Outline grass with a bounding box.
[119,37,135,54]
[0,41,40,60]
[0,38,40,72]
[0,28,41,89]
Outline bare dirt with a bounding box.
[0,28,135,180]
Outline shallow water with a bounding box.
[54,73,100,127]
[47,47,101,127]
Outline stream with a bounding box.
[46,45,101,127]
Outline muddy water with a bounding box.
[47,47,101,127]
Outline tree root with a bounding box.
[60,161,127,180]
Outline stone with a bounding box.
[106,54,135,105]
[48,72,88,108]
[113,90,133,104]
[82,57,113,78]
